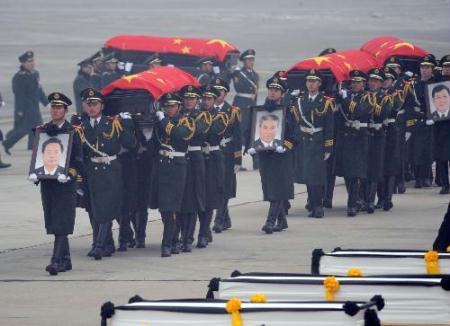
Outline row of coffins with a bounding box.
[101,249,450,325]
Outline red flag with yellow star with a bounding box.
[105,35,239,62]
[101,66,200,100]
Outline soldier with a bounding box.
[77,88,136,260]
[232,49,259,170]
[197,85,228,247]
[3,51,48,154]
[295,70,334,218]
[27,92,82,275]
[73,58,94,115]
[176,85,209,252]
[434,54,450,195]
[364,68,392,213]
[402,55,437,188]
[335,70,372,217]
[144,53,163,70]
[89,51,103,90]
[101,53,122,88]
[150,92,195,257]
[211,78,242,233]
[378,67,403,210]
[318,48,337,56]
[248,76,299,233]
[196,57,217,86]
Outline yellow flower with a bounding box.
[226,298,243,326]
[424,250,439,262]
[250,293,267,303]
[424,250,440,275]
[323,276,340,301]
[347,268,363,277]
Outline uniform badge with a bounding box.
[88,90,94,96]
[54,93,60,99]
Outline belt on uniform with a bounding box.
[220,137,233,146]
[368,123,383,130]
[383,118,396,125]
[345,120,368,129]
[90,155,117,164]
[236,92,256,100]
[187,146,202,152]
[202,145,221,154]
[158,150,186,158]
[300,126,323,134]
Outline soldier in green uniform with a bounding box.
[150,93,195,257]
[3,51,49,154]
[73,58,94,115]
[89,51,103,90]
[144,53,163,70]
[402,55,437,188]
[197,85,228,248]
[378,67,403,211]
[211,78,242,233]
[101,53,122,88]
[295,69,334,218]
[232,49,259,170]
[248,76,299,233]
[335,70,372,217]
[196,57,217,86]
[363,68,392,213]
[77,88,136,260]
[176,85,210,252]
[28,92,83,275]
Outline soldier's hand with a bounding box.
[156,111,165,121]
[275,146,286,153]
[57,174,70,183]
[234,165,241,174]
[28,173,38,183]
[119,112,132,120]
[247,147,256,155]
[340,89,348,99]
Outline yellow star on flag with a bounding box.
[206,39,233,49]
[392,42,415,50]
[156,78,166,85]
[122,74,138,83]
[311,56,331,66]
[173,38,183,45]
[181,46,191,54]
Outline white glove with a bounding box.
[340,89,348,99]
[275,146,286,153]
[405,131,412,142]
[324,152,331,161]
[405,71,414,78]
[234,165,241,174]
[0,101,5,107]
[247,147,256,155]
[28,173,38,183]
[57,174,70,183]
[290,89,300,96]
[156,111,165,121]
[426,119,434,126]
[119,112,132,119]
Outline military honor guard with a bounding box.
[232,49,259,170]
[177,85,210,252]
[101,53,122,88]
[197,85,228,248]
[28,92,82,275]
[196,57,217,86]
[3,51,49,154]
[77,88,136,260]
[150,93,195,257]
[363,68,392,213]
[211,78,242,233]
[73,58,94,115]
[335,70,372,217]
[248,76,299,233]
[295,69,335,218]
[144,53,163,70]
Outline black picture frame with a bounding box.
[29,129,74,180]
[250,105,286,152]
[425,80,450,122]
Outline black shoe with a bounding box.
[305,202,312,212]
[323,199,332,209]
[347,207,357,217]
[223,218,231,230]
[314,207,324,218]
[261,222,274,234]
[374,201,383,209]
[273,219,288,232]
[207,230,213,243]
[171,243,180,254]
[414,180,423,188]
[2,143,11,156]
[117,243,128,252]
[356,200,365,212]
[212,222,223,233]
[128,239,136,248]
[136,240,145,248]
[307,210,315,218]
[161,247,171,257]
[92,248,103,260]
[423,179,432,187]
[383,201,393,211]
[440,186,449,195]
[397,183,406,194]
[62,257,72,271]
[367,203,375,214]
[0,161,11,168]
[182,243,192,253]
[196,237,208,248]
[45,263,59,276]
[87,247,95,257]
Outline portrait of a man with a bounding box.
[34,137,66,176]
[430,84,450,121]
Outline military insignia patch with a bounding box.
[88,90,94,96]
[54,93,60,99]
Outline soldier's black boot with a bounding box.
[46,237,60,276]
[205,211,214,243]
[346,178,358,217]
[284,200,291,216]
[383,176,395,211]
[375,182,384,209]
[183,213,197,252]
[87,213,98,257]
[223,208,232,230]
[61,236,72,271]
[197,212,209,248]
[366,183,377,214]
[262,201,278,234]
[0,152,11,168]
[274,207,288,232]
[135,210,148,248]
[212,205,224,234]
[161,212,175,257]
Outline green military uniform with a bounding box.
[73,58,94,115]
[295,69,334,218]
[211,78,242,233]
[3,51,48,154]
[196,57,217,86]
[335,70,373,216]
[101,53,122,88]
[364,68,392,213]
[197,85,228,248]
[77,88,136,260]
[149,93,195,257]
[177,85,210,252]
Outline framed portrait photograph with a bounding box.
[250,105,286,152]
[426,81,450,121]
[29,129,74,180]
